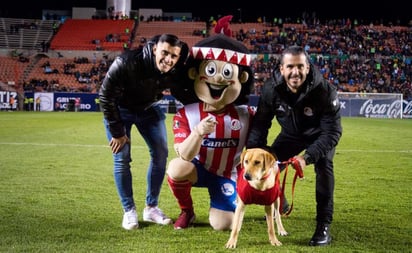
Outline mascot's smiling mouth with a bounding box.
[207,83,228,99]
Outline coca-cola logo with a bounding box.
[403,100,412,115]
[359,99,403,118]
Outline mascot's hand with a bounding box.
[194,115,217,136]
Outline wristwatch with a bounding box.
[303,153,312,165]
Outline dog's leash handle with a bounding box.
[287,158,304,179]
[277,159,304,179]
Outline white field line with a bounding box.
[0,142,144,149]
[338,149,412,153]
[0,142,411,153]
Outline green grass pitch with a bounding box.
[0,111,411,253]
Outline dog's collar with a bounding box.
[260,168,272,181]
[261,167,280,181]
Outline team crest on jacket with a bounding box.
[231,119,241,130]
[304,107,313,116]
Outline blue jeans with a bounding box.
[104,105,168,212]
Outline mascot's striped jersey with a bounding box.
[173,101,254,180]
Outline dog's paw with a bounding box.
[278,230,288,236]
[225,240,237,249]
[269,237,282,246]
[225,238,237,249]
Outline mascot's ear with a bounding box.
[188,67,197,80]
[240,71,249,84]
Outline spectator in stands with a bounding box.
[28,97,34,111]
[94,97,100,112]
[41,41,47,52]
[35,96,41,111]
[44,65,53,74]
[74,97,81,112]
[99,34,191,230]
[52,22,59,34]
[246,46,342,246]
[123,42,129,50]
[9,96,15,111]
[24,96,29,111]
[54,101,61,111]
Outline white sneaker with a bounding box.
[122,208,139,230]
[143,206,172,225]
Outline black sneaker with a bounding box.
[309,223,332,246]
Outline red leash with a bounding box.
[278,158,304,217]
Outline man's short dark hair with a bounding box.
[152,33,189,66]
[280,45,310,65]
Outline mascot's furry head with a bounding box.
[185,32,253,111]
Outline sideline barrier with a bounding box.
[0,92,410,119]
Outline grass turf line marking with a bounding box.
[0,142,146,149]
[0,142,411,153]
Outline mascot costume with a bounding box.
[166,21,255,230]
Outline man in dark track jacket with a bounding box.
[99,34,191,230]
[246,45,342,246]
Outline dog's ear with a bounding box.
[240,149,248,165]
[264,150,276,169]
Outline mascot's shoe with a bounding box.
[309,223,332,246]
[122,207,139,230]
[174,209,195,229]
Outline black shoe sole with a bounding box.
[308,238,331,246]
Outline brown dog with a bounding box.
[225,148,288,249]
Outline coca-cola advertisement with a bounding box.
[339,98,412,119]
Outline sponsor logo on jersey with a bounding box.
[201,138,239,148]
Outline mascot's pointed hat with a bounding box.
[190,33,251,66]
[214,15,233,37]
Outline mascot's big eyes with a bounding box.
[205,61,217,77]
[222,63,234,79]
[204,61,234,80]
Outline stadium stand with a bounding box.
[22,56,108,93]
[0,17,56,50]
[0,15,411,103]
[0,55,29,89]
[50,19,135,51]
[132,20,206,48]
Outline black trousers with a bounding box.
[271,134,335,224]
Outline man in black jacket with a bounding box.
[99,34,190,230]
[246,45,342,246]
